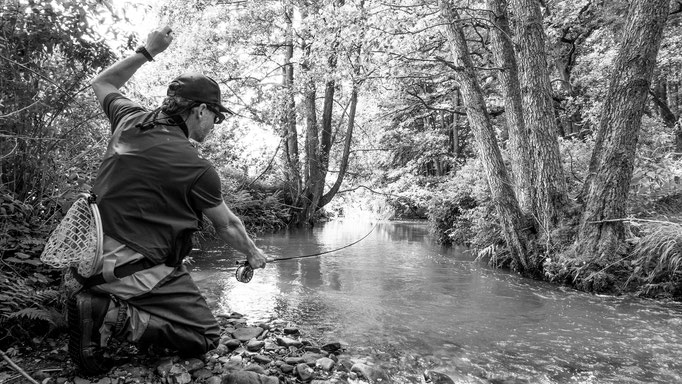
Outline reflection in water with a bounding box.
[189,220,682,383]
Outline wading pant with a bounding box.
[91,236,220,356]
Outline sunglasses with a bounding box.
[205,104,226,124]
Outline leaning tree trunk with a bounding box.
[320,82,358,207]
[509,0,568,234]
[486,0,534,217]
[281,3,302,199]
[439,0,534,272]
[320,0,365,207]
[578,0,670,260]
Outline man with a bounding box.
[69,26,268,374]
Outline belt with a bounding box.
[76,258,156,288]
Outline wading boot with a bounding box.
[68,290,111,375]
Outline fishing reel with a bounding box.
[235,261,254,283]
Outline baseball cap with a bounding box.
[166,72,234,115]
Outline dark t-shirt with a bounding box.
[93,93,222,264]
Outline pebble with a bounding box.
[246,339,265,351]
[276,336,302,348]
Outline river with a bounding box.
[188,220,682,383]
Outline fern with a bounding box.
[629,221,682,296]
[9,308,54,324]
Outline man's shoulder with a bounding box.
[103,92,136,108]
[103,93,149,133]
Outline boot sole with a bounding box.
[68,294,108,375]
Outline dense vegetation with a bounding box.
[1,0,681,349]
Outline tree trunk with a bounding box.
[669,78,680,117]
[578,0,670,260]
[313,6,342,214]
[296,2,321,225]
[452,91,460,157]
[509,0,568,233]
[321,83,358,207]
[439,0,534,272]
[281,4,302,198]
[486,0,534,216]
[322,0,366,207]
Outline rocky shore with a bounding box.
[0,312,456,384]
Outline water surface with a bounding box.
[189,220,682,383]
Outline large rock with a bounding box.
[295,363,314,381]
[301,352,325,366]
[276,336,303,348]
[223,338,242,350]
[156,357,175,377]
[252,354,272,365]
[350,363,389,383]
[246,339,265,352]
[284,356,305,365]
[232,327,264,342]
[180,357,205,372]
[424,370,455,384]
[221,370,279,384]
[321,342,343,353]
[316,357,336,371]
[168,365,192,384]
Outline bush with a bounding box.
[426,158,502,254]
[627,221,682,297]
[628,117,682,215]
[0,271,64,349]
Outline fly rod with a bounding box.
[235,222,379,283]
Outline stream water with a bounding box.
[188,220,682,383]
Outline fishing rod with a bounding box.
[235,221,380,283]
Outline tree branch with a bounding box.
[337,185,404,199]
[1,350,39,384]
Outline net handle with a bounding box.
[81,193,104,271]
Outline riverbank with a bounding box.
[0,311,456,384]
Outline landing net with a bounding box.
[40,193,103,278]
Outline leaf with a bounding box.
[7,308,56,327]
[15,252,30,259]
[4,257,42,266]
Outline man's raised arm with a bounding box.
[92,26,174,105]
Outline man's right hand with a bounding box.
[145,26,174,57]
[247,247,268,270]
[92,25,175,105]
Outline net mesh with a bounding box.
[40,195,101,276]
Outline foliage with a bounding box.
[628,221,682,297]
[224,189,290,234]
[206,168,291,234]
[0,0,118,347]
[382,173,438,219]
[1,0,115,263]
[0,272,64,348]
[628,116,682,215]
[426,158,498,250]
[558,136,594,198]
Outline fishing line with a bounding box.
[235,221,380,283]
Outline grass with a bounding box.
[628,221,682,297]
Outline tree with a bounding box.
[438,0,533,271]
[486,0,534,216]
[509,0,569,233]
[0,0,113,201]
[578,0,671,261]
